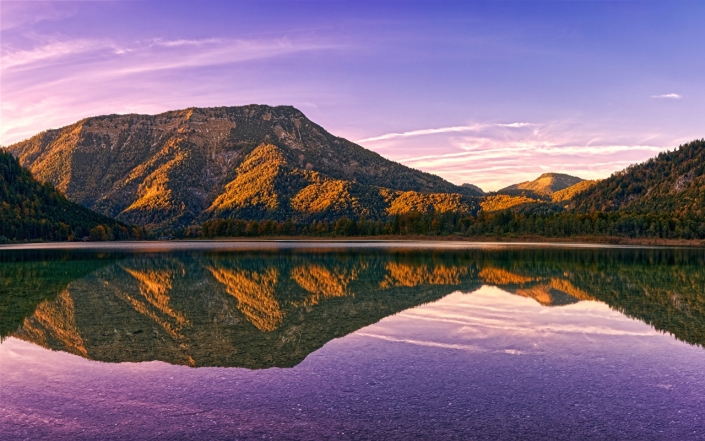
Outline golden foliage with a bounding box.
[514,285,556,306]
[291,263,367,306]
[5,105,487,230]
[551,180,599,202]
[549,278,595,301]
[385,190,469,215]
[291,179,356,213]
[206,266,283,332]
[379,262,468,288]
[501,173,584,197]
[479,267,537,285]
[208,144,286,212]
[17,290,88,356]
[122,267,189,327]
[479,267,594,304]
[480,194,540,212]
[117,138,200,225]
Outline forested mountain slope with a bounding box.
[194,143,477,227]
[7,105,481,230]
[0,150,138,241]
[571,139,705,216]
[551,180,599,202]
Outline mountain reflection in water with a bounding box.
[2,247,705,368]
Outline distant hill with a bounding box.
[0,149,138,241]
[571,139,705,216]
[7,105,482,230]
[477,173,591,214]
[462,183,484,195]
[498,173,584,198]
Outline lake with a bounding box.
[1,241,704,440]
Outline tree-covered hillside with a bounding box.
[0,149,143,242]
[571,139,705,216]
[198,144,477,224]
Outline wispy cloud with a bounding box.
[651,93,681,99]
[1,39,111,70]
[396,144,657,167]
[497,122,532,128]
[356,122,532,143]
[0,35,340,145]
[356,119,674,190]
[357,125,485,143]
[1,37,334,74]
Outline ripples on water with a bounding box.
[1,242,704,440]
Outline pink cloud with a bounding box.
[357,121,672,191]
[0,36,339,145]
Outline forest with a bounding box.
[193,209,705,240]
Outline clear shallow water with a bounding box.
[1,242,705,440]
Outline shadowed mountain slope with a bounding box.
[462,183,484,195]
[0,149,135,241]
[7,105,481,230]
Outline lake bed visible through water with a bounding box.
[1,241,704,440]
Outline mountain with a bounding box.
[0,149,138,242]
[571,139,705,216]
[497,173,584,198]
[7,105,482,230]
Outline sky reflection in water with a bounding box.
[1,243,704,440]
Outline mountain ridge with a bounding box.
[7,105,482,230]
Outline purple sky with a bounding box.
[1,1,703,190]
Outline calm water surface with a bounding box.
[1,241,704,440]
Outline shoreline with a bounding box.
[194,235,705,247]
[1,236,704,251]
